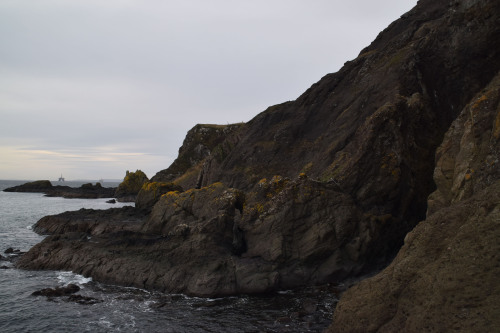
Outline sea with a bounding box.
[0,180,338,332]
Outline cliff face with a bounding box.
[196,0,499,256]
[151,123,243,189]
[17,0,500,327]
[329,70,500,333]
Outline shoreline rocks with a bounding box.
[3,181,116,199]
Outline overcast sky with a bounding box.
[0,0,417,181]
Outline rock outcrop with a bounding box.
[135,182,183,213]
[114,170,149,202]
[3,180,53,192]
[151,123,244,189]
[3,181,116,199]
[16,1,500,330]
[329,71,500,332]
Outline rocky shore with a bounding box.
[15,0,500,330]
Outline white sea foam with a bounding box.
[57,271,92,286]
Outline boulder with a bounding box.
[32,284,80,297]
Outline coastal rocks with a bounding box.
[45,183,116,199]
[329,71,500,331]
[3,181,116,199]
[32,284,102,305]
[66,294,102,305]
[32,284,80,297]
[3,248,25,264]
[13,1,500,327]
[3,180,53,192]
[32,206,146,236]
[114,170,149,202]
[135,182,183,213]
[237,176,379,286]
[329,182,500,332]
[20,179,395,297]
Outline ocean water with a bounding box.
[0,180,338,332]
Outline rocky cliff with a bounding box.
[16,0,500,329]
[329,69,500,333]
[151,123,244,189]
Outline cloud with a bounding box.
[0,0,418,179]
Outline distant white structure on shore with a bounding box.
[58,174,65,182]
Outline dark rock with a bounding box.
[46,184,116,199]
[4,248,14,254]
[31,206,146,236]
[115,170,149,202]
[32,284,80,297]
[0,265,9,269]
[151,123,244,189]
[3,180,116,198]
[135,182,183,213]
[106,199,116,204]
[329,59,500,332]
[3,180,52,192]
[301,298,318,314]
[66,294,102,305]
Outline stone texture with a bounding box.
[135,182,183,213]
[151,123,244,189]
[329,70,500,332]
[115,170,149,202]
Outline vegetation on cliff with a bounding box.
[114,170,149,202]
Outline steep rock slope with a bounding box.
[151,123,243,189]
[196,0,500,258]
[329,70,500,332]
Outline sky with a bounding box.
[0,0,417,181]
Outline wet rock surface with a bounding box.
[31,284,102,305]
[32,283,80,297]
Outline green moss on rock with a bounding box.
[136,181,183,212]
